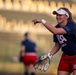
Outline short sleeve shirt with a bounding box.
[53,22,76,56]
[21,39,36,53]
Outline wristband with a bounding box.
[48,53,52,59]
[41,19,46,24]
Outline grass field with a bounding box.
[0,32,62,75]
[0,62,58,75]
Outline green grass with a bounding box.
[0,32,63,74]
[0,32,53,62]
[0,62,58,74]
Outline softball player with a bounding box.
[32,7,76,75]
[20,32,38,75]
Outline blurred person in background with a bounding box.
[32,7,76,75]
[19,32,38,75]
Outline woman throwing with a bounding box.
[32,7,76,75]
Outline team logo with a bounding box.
[56,35,67,47]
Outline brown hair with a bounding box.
[59,7,75,24]
[24,32,29,38]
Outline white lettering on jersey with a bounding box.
[56,35,67,44]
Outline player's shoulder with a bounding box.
[67,22,76,26]
[21,39,27,43]
[55,24,60,28]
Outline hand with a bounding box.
[32,18,41,25]
[19,55,23,62]
[33,53,52,72]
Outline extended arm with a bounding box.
[43,22,66,34]
[32,19,67,34]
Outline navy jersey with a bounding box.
[21,39,36,53]
[53,22,76,56]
